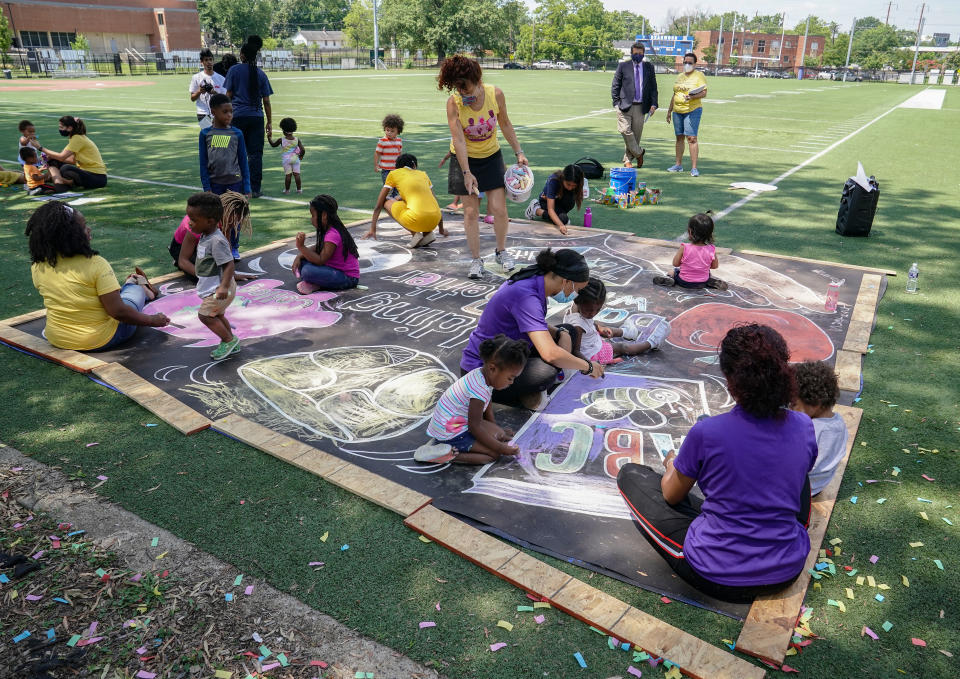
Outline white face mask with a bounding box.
[684,63,695,73]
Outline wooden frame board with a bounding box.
[0,324,107,373]
[737,250,896,277]
[92,362,211,435]
[842,274,882,354]
[405,505,766,679]
[735,405,863,665]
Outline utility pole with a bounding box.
[686,17,690,39]
[372,0,380,69]
[729,19,737,64]
[799,15,810,79]
[910,4,926,85]
[530,19,535,65]
[717,16,724,66]
[843,17,856,81]
[885,2,893,25]
[778,12,786,67]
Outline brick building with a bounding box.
[2,0,202,54]
[692,30,827,69]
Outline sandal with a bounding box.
[135,267,160,299]
[125,273,157,301]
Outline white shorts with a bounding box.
[283,158,301,175]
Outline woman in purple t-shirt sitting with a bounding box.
[617,324,817,603]
[460,248,605,410]
[292,194,361,294]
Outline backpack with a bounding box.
[574,157,605,180]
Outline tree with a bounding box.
[343,0,373,50]
[851,25,899,69]
[0,11,13,52]
[70,33,90,52]
[701,44,717,64]
[499,1,529,57]
[271,0,351,39]
[820,32,849,67]
[378,0,506,63]
[608,10,648,40]
[854,17,882,32]
[793,16,836,41]
[205,0,272,47]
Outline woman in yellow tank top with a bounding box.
[438,55,528,280]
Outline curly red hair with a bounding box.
[437,55,483,92]
[719,324,796,418]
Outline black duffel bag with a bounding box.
[574,156,605,180]
[836,176,879,237]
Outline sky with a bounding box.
[526,2,960,39]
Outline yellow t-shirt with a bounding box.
[66,134,107,175]
[452,83,500,159]
[386,167,442,230]
[31,255,121,350]
[672,70,708,114]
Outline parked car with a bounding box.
[555,61,572,70]
[533,60,555,70]
[503,61,524,69]
[571,61,591,71]
[833,70,863,81]
[817,71,835,80]
[718,67,735,75]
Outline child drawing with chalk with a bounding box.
[562,278,671,364]
[653,212,728,290]
[415,334,529,465]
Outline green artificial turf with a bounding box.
[1,72,958,677]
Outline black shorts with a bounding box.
[448,149,506,195]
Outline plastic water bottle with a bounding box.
[583,207,592,228]
[825,281,840,311]
[906,263,919,293]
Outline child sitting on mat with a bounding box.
[793,361,848,496]
[292,194,360,294]
[561,278,670,364]
[20,146,66,195]
[415,334,529,465]
[653,212,727,290]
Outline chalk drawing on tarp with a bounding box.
[236,346,455,444]
[464,372,727,520]
[143,279,341,347]
[667,302,835,362]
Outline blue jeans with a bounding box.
[94,283,147,351]
[299,262,359,290]
[673,107,703,137]
[210,181,243,251]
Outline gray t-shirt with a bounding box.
[195,230,233,299]
[809,412,849,495]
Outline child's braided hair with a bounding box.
[220,191,252,240]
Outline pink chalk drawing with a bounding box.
[144,279,341,347]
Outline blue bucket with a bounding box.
[609,167,636,194]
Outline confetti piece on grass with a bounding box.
[902,575,910,586]
[156,551,168,560]
[850,496,858,504]
[340,544,349,551]
[277,653,289,667]
[46,629,55,640]
[909,542,924,548]
[922,474,935,482]
[252,633,263,643]
[136,672,157,679]
[534,614,545,624]
[846,588,854,599]
[863,627,878,640]
[870,555,879,563]
[829,538,842,546]
[660,596,671,604]
[233,574,243,586]
[308,561,324,566]
[573,651,587,668]
[86,442,99,447]
[533,602,551,609]
[934,559,944,570]
[517,605,534,612]
[244,585,254,595]
[25,594,42,601]
[489,642,507,652]
[67,634,81,647]
[96,475,108,481]
[13,631,31,643]
[875,594,885,602]
[214,671,233,679]
[867,575,876,587]
[136,646,147,655]
[781,665,799,673]
[917,498,932,503]
[418,621,436,629]
[497,620,513,632]
[943,518,954,525]
[912,638,927,647]
[418,535,432,543]
[878,583,890,590]
[627,667,643,678]
[224,593,233,602]
[259,645,272,658]
[320,531,328,542]
[877,498,887,504]
[882,621,893,632]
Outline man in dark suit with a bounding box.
[611,42,658,168]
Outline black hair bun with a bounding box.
[247,35,263,50]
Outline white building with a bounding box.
[291,30,346,49]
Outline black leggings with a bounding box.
[616,463,809,603]
[232,115,264,193]
[538,192,576,225]
[60,164,107,189]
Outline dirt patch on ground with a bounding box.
[0,445,440,679]
[0,80,156,92]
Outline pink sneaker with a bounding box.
[296,280,322,295]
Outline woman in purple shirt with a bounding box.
[617,324,817,603]
[460,248,605,409]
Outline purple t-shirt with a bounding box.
[321,228,360,279]
[461,275,549,371]
[673,406,817,586]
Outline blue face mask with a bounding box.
[631,53,644,63]
[552,281,576,304]
[461,92,478,105]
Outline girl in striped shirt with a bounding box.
[374,113,404,183]
[416,335,529,465]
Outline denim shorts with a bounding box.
[441,429,476,453]
[673,107,703,137]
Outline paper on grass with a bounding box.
[850,162,874,192]
[729,182,778,192]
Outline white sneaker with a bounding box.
[418,231,437,247]
[524,198,540,220]
[409,231,425,248]
[468,257,484,279]
[621,317,640,341]
[496,249,516,272]
[414,441,456,463]
[647,319,672,350]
